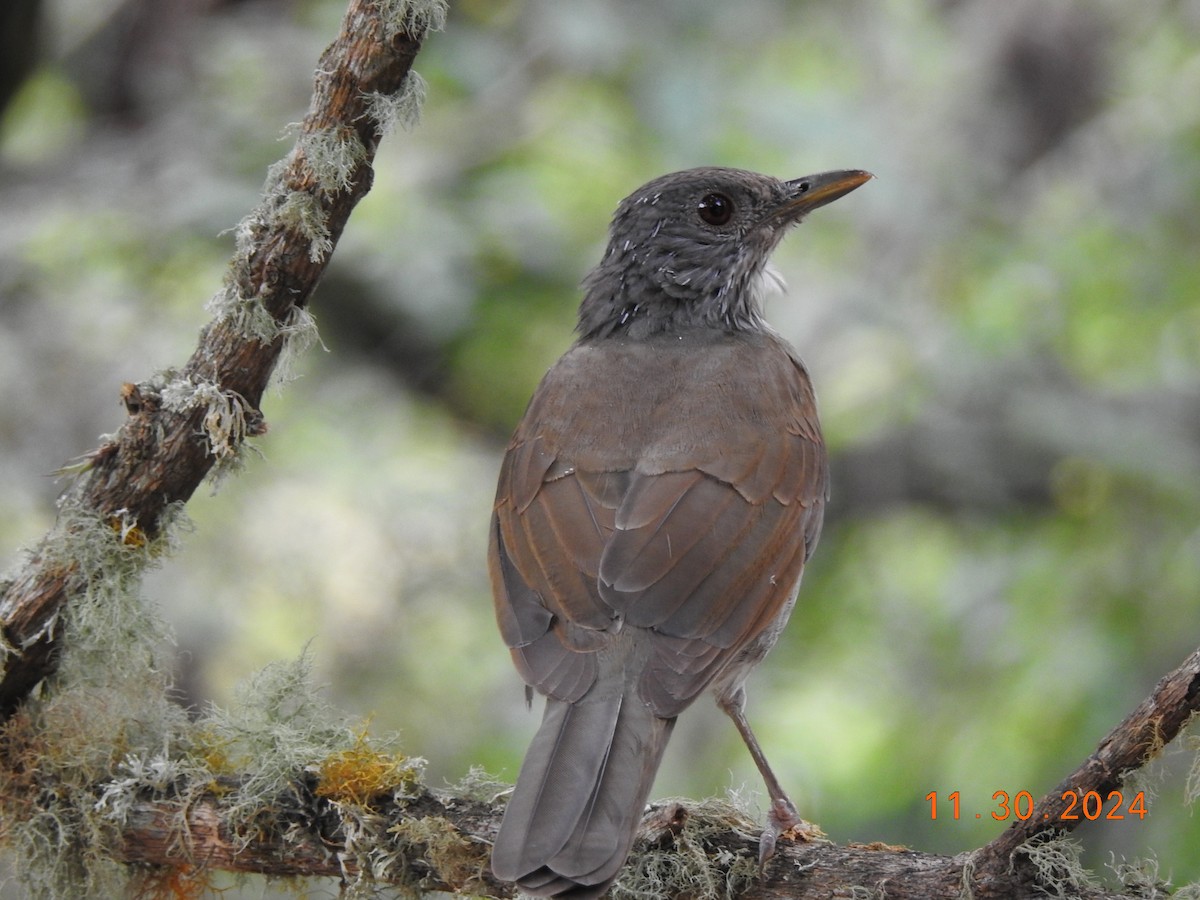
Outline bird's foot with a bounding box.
[758,797,822,870]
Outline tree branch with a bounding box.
[0,0,441,718]
[94,644,1198,897]
[972,646,1200,888]
[103,778,1142,899]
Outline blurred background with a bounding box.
[2,0,1199,894]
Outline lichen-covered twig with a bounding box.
[104,786,1151,900]
[0,0,445,718]
[971,646,1200,893]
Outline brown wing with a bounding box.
[489,337,827,714]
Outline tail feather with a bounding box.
[493,691,674,898]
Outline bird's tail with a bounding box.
[491,690,675,898]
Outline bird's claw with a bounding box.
[758,797,819,871]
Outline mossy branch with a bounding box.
[5,587,1189,900]
[8,644,1194,899]
[0,0,441,718]
[96,782,1151,900]
[98,643,1200,897]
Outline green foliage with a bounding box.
[0,69,86,163]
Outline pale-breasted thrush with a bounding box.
[489,166,871,898]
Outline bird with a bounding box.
[488,165,871,898]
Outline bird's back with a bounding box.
[489,164,866,897]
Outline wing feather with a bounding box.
[488,333,828,714]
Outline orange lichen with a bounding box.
[315,730,415,807]
[108,515,149,549]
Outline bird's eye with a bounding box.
[697,192,734,226]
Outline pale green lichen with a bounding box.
[1015,833,1099,898]
[88,650,422,891]
[209,154,320,339]
[160,375,263,488]
[205,281,282,346]
[270,304,325,389]
[1,500,191,899]
[959,856,975,900]
[204,281,324,391]
[223,157,287,269]
[1185,731,1200,807]
[0,611,18,667]
[303,126,367,194]
[337,803,398,896]
[195,649,355,831]
[161,377,250,459]
[610,798,760,900]
[1124,763,1160,814]
[43,499,189,684]
[448,765,511,804]
[365,70,428,137]
[277,190,333,263]
[205,150,327,374]
[378,0,448,40]
[1106,853,1167,896]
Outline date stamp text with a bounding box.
[925,789,1147,822]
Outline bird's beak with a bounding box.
[775,169,873,221]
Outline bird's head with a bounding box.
[578,167,871,339]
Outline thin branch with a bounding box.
[972,646,1200,885]
[0,0,441,718]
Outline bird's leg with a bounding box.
[717,687,815,868]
